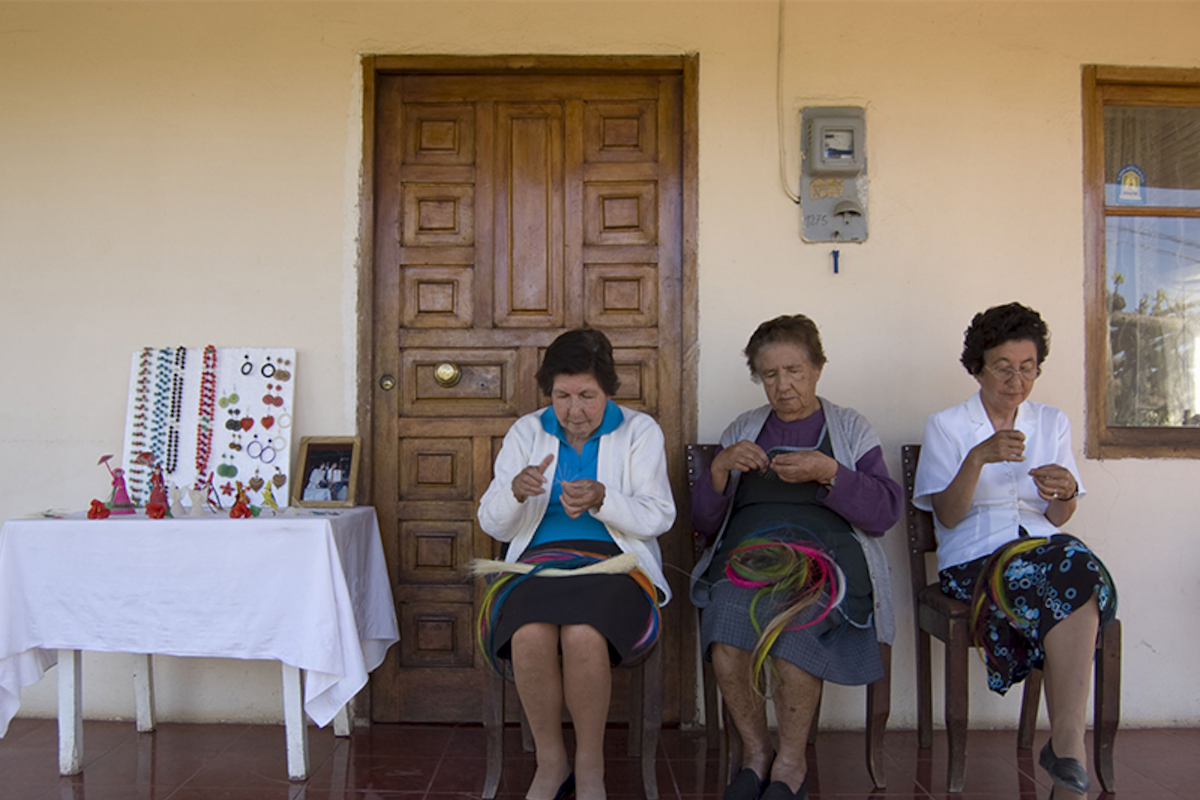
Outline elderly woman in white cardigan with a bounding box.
[477,328,674,800]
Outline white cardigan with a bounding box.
[477,405,676,604]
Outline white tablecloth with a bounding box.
[0,507,399,738]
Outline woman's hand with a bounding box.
[1029,464,1077,502]
[769,450,839,485]
[559,479,606,518]
[932,430,1026,529]
[511,454,554,502]
[709,440,770,493]
[970,429,1026,464]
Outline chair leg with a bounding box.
[520,700,535,753]
[483,668,505,799]
[629,659,645,758]
[807,682,822,746]
[916,628,933,749]
[702,618,722,751]
[865,643,890,789]
[1094,619,1121,794]
[640,646,662,800]
[945,620,970,794]
[1017,669,1042,750]
[721,699,743,786]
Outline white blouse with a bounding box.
[913,392,1085,571]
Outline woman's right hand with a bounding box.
[970,430,1026,465]
[709,440,770,494]
[512,454,555,502]
[932,430,1027,529]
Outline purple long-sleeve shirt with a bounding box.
[692,409,901,539]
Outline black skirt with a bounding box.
[491,540,657,667]
[940,533,1117,695]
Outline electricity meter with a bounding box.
[801,106,868,242]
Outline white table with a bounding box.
[0,506,399,780]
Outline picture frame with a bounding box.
[292,436,361,508]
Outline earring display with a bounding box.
[121,347,296,508]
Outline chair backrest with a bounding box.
[902,444,938,598]
[685,444,718,557]
[685,443,717,490]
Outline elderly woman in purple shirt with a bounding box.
[689,315,901,800]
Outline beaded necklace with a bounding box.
[194,345,217,488]
[126,347,154,504]
[165,346,186,474]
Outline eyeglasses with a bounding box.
[984,363,1040,383]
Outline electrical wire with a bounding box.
[778,0,801,204]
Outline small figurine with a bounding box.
[261,481,281,514]
[229,482,255,518]
[146,463,169,519]
[187,487,207,517]
[98,455,136,515]
[202,472,223,511]
[169,486,186,518]
[87,499,111,520]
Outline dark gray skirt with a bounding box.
[700,579,883,686]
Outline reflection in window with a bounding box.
[1105,217,1200,427]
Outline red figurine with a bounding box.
[98,455,136,515]
[87,499,111,520]
[146,463,169,519]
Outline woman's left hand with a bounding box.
[1029,464,1077,502]
[559,479,606,518]
[769,450,839,485]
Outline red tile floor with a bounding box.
[1,719,1196,800]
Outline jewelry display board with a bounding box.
[121,347,296,507]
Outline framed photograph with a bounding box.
[292,436,361,508]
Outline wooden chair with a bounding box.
[686,443,890,789]
[901,444,1120,793]
[481,600,662,800]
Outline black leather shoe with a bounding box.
[722,767,770,800]
[760,777,809,800]
[1039,738,1089,794]
[526,772,574,800]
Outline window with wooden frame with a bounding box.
[1084,66,1200,458]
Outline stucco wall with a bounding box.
[1,1,1198,731]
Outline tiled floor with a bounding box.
[1,719,1196,800]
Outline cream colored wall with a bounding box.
[1,1,1197,731]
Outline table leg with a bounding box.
[333,703,352,737]
[134,654,156,733]
[57,649,83,775]
[282,664,309,780]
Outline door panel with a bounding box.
[370,68,685,723]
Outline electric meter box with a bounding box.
[801,106,868,243]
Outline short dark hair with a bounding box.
[743,314,827,378]
[960,302,1050,376]
[536,328,621,396]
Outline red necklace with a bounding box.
[194,345,218,488]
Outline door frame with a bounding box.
[355,54,700,726]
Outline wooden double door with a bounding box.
[367,60,692,724]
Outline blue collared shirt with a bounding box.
[528,400,624,546]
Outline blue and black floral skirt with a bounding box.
[939,533,1117,695]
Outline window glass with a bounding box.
[1104,106,1200,208]
[1105,216,1200,427]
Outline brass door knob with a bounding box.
[433,362,462,388]
[379,374,396,391]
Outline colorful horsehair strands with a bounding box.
[724,534,846,695]
[967,536,1117,673]
[472,549,660,678]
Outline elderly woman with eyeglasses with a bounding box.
[913,302,1117,800]
[690,314,902,800]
